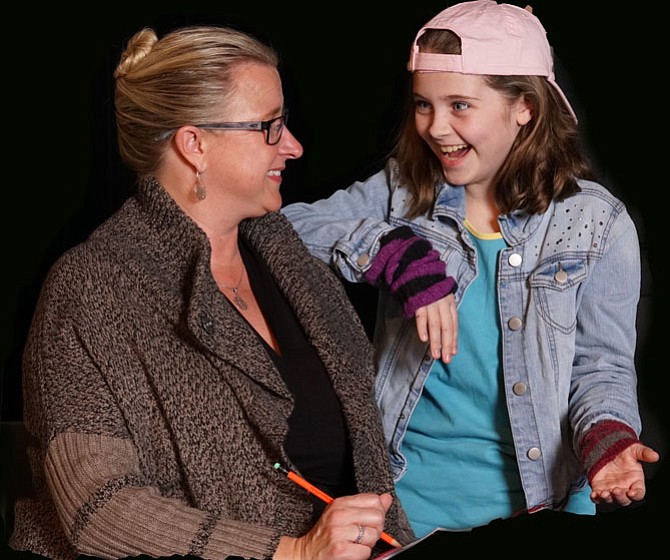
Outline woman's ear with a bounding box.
[173,125,206,167]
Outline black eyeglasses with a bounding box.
[195,109,289,145]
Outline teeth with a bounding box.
[267,170,281,176]
[441,144,468,154]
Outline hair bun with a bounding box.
[114,27,158,79]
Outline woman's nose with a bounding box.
[280,127,304,159]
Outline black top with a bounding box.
[240,238,357,517]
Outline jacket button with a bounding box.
[508,253,522,267]
[357,253,371,267]
[201,314,215,335]
[512,382,527,396]
[508,317,523,330]
[555,269,568,283]
[527,447,542,460]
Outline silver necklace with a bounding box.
[220,266,248,311]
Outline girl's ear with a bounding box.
[516,96,533,126]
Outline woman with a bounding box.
[9,25,413,560]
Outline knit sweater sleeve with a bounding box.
[45,432,279,560]
[18,244,282,560]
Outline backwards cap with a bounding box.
[408,0,577,123]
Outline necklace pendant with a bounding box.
[232,288,248,310]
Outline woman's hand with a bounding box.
[414,293,458,363]
[589,442,660,506]
[274,493,393,560]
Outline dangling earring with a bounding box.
[194,171,207,201]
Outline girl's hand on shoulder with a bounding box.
[414,293,458,363]
[274,493,393,560]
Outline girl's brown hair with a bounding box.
[392,29,594,219]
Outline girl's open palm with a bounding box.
[589,443,660,506]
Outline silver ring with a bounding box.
[354,524,366,544]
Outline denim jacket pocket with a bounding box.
[528,259,587,334]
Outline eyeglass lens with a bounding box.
[268,113,287,145]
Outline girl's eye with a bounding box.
[453,101,470,111]
[414,99,432,113]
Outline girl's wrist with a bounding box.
[579,419,639,481]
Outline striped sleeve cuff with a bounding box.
[578,419,639,481]
[363,226,457,319]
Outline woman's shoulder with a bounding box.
[39,201,167,313]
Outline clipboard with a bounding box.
[376,528,472,558]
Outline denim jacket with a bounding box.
[282,159,643,512]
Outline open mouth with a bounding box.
[440,143,470,159]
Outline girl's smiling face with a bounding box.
[413,71,531,193]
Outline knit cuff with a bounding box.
[579,419,639,482]
[363,226,457,319]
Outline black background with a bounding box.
[2,0,666,553]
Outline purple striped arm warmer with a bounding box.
[363,226,457,319]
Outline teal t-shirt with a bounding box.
[395,221,593,537]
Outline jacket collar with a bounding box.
[432,180,550,243]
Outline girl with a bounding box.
[283,0,659,536]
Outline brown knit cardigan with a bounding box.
[10,177,415,560]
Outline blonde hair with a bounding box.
[114,25,279,177]
[392,29,594,218]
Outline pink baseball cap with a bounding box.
[408,0,578,123]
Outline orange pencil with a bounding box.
[273,462,402,548]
